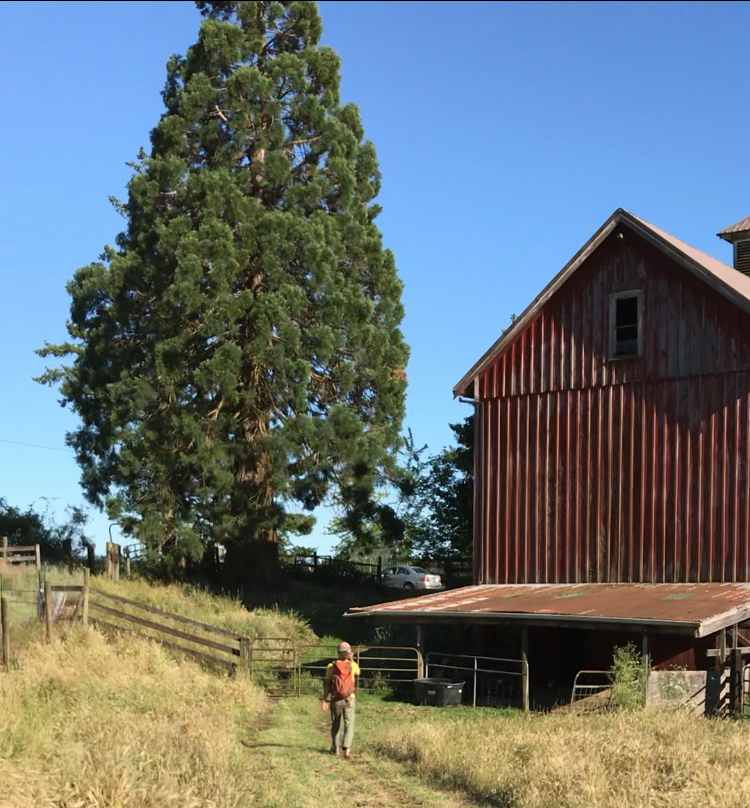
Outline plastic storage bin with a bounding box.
[414,677,465,706]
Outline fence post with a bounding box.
[34,543,41,570]
[239,638,252,677]
[520,627,530,712]
[44,581,53,643]
[2,536,7,565]
[377,556,382,584]
[1,596,9,670]
[82,569,90,627]
[125,553,131,579]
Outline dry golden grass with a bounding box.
[0,627,267,808]
[1,565,315,645]
[373,708,750,808]
[93,574,315,643]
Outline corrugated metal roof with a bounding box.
[632,213,750,300]
[346,583,750,637]
[718,214,750,238]
[454,209,748,398]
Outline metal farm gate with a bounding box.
[249,640,423,697]
[425,651,526,708]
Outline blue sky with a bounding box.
[1,1,748,553]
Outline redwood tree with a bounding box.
[37,1,408,569]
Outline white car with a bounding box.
[383,565,443,591]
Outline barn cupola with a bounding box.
[718,214,750,276]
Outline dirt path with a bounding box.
[242,695,473,808]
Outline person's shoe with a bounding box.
[343,748,351,759]
[330,747,340,756]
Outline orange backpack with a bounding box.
[329,659,355,700]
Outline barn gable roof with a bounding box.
[454,208,750,398]
[718,214,750,239]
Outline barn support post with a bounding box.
[717,629,727,672]
[706,629,728,716]
[415,624,425,678]
[641,633,650,705]
[520,627,530,712]
[730,647,743,718]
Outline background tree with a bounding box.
[37,1,408,573]
[332,415,474,562]
[407,415,473,559]
[0,498,91,564]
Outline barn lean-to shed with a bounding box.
[347,208,750,711]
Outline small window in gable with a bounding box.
[609,290,642,359]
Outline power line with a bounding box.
[0,438,71,453]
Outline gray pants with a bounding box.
[330,696,356,751]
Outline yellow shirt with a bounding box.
[324,659,360,700]
[325,660,360,678]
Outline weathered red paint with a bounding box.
[473,225,750,584]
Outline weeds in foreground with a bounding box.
[371,706,750,807]
[0,627,267,808]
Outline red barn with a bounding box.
[453,208,750,586]
[348,210,750,712]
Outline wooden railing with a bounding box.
[89,588,251,674]
[0,538,40,570]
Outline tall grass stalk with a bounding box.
[372,709,750,808]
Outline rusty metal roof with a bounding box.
[454,208,750,398]
[718,214,750,239]
[346,583,750,637]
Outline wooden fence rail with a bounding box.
[88,587,250,675]
[1,538,41,570]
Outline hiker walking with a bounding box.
[323,641,359,758]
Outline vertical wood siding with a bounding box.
[477,235,750,398]
[475,231,750,584]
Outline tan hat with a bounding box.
[337,641,352,655]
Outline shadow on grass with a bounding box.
[241,739,332,755]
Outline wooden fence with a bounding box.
[283,553,383,583]
[88,588,251,675]
[1,538,41,570]
[281,552,473,588]
[0,571,90,669]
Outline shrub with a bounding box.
[610,643,647,711]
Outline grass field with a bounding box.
[3,568,750,808]
[0,626,267,808]
[371,704,750,808]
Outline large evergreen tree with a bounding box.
[37,1,408,569]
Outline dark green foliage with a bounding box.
[405,416,473,559]
[610,643,647,710]
[0,499,90,564]
[37,1,408,563]
[331,415,473,561]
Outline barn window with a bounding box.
[609,290,642,358]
